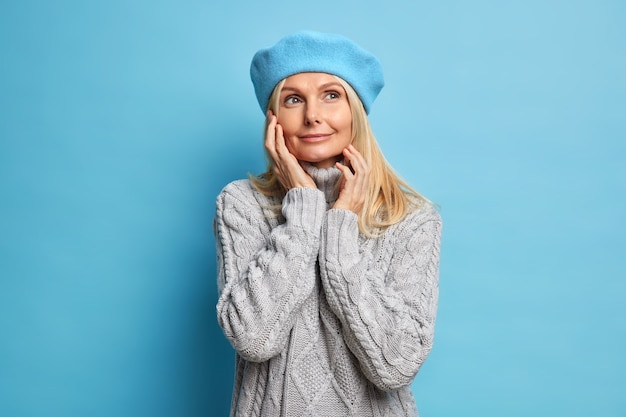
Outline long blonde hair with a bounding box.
[250,75,429,236]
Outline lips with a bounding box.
[299,133,333,142]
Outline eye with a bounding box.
[324,91,341,100]
[284,95,302,105]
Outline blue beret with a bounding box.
[250,30,384,114]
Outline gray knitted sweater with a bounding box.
[215,164,441,417]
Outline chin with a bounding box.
[292,148,342,167]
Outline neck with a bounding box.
[302,163,342,204]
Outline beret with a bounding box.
[250,30,384,114]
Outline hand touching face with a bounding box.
[333,145,370,214]
[265,111,316,190]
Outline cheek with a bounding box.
[283,136,297,153]
[277,114,301,152]
[277,115,297,139]
[334,111,353,138]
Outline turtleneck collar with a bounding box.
[302,163,342,205]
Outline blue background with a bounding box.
[1,0,624,416]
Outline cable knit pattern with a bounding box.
[215,165,441,417]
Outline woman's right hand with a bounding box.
[265,111,316,190]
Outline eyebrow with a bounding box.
[281,82,344,94]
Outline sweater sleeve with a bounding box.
[319,206,442,391]
[215,182,326,362]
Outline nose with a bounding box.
[304,103,321,125]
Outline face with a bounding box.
[277,72,352,168]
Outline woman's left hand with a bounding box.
[333,145,370,214]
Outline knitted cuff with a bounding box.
[325,208,359,259]
[282,187,327,234]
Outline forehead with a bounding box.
[282,72,344,91]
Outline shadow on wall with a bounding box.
[182,111,263,416]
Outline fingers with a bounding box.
[264,111,278,162]
[333,145,370,213]
[265,111,290,163]
[340,145,370,189]
[274,123,290,160]
[343,145,368,176]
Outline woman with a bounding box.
[215,31,441,417]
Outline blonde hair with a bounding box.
[250,75,429,236]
